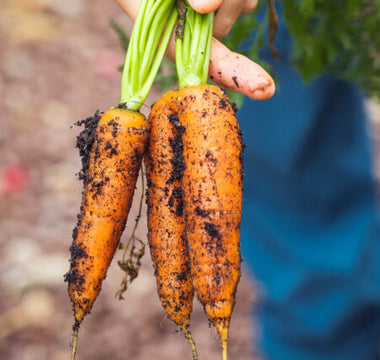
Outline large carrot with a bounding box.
[145,97,198,359]
[174,5,243,360]
[65,1,178,358]
[178,85,242,359]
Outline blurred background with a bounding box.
[0,1,379,360]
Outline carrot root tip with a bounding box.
[71,326,80,360]
[182,325,198,360]
[222,339,228,360]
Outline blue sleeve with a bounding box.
[239,17,380,360]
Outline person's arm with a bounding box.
[113,0,275,100]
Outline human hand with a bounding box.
[113,0,275,100]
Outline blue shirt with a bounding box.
[239,19,380,360]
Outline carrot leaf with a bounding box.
[119,0,178,111]
[175,2,213,89]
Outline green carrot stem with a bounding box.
[190,11,202,60]
[176,36,185,89]
[197,13,213,81]
[139,0,174,83]
[120,0,177,111]
[202,15,213,82]
[128,0,151,94]
[138,0,161,54]
[139,10,178,100]
[176,4,214,89]
[183,9,193,62]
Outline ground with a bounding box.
[0,1,379,360]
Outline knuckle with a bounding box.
[242,0,258,14]
[213,19,234,38]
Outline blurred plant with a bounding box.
[228,0,380,100]
[110,20,130,52]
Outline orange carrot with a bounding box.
[173,5,243,357]
[145,96,198,359]
[65,108,147,331]
[148,83,243,360]
[65,1,178,358]
[174,85,242,359]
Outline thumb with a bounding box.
[187,0,223,14]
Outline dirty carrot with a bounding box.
[174,4,243,360]
[65,108,147,354]
[64,1,178,359]
[178,85,243,360]
[145,97,198,359]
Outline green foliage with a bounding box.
[226,0,380,99]
[110,20,130,51]
[282,0,380,98]
[112,21,179,94]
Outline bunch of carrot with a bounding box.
[65,1,246,360]
[64,1,177,358]
[146,4,242,360]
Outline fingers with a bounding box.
[209,38,275,100]
[213,1,244,38]
[186,0,223,14]
[214,0,258,38]
[241,0,258,14]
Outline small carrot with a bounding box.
[145,96,198,359]
[65,106,147,335]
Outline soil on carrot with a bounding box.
[75,111,102,184]
[167,113,186,184]
[204,222,221,240]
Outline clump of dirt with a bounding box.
[231,102,239,114]
[204,222,221,240]
[167,113,186,184]
[232,76,240,88]
[74,110,102,184]
[168,186,183,216]
[219,98,228,109]
[69,243,88,260]
[63,268,84,287]
[195,206,209,218]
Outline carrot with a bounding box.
[173,4,243,360]
[153,86,242,360]
[177,85,242,360]
[145,96,198,359]
[65,106,147,335]
[146,16,243,354]
[65,1,178,359]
